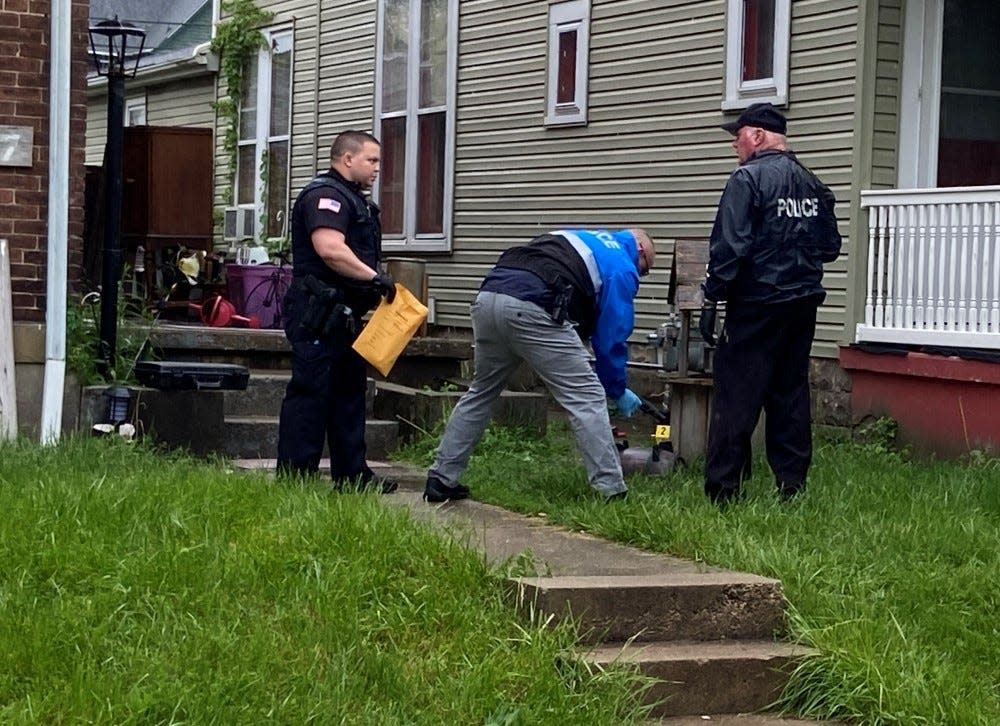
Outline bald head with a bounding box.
[629,228,656,276]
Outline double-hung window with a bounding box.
[374,0,458,251]
[235,29,293,242]
[723,0,790,110]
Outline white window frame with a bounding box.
[124,98,146,126]
[722,0,791,110]
[235,27,293,244]
[898,0,944,188]
[545,0,590,127]
[373,0,459,253]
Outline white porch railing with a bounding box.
[858,186,1000,349]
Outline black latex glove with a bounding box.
[699,302,718,346]
[372,272,396,303]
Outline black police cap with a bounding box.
[721,102,787,135]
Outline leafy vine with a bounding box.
[210,0,274,187]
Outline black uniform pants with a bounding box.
[277,286,370,482]
[705,298,819,501]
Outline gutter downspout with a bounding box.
[41,0,72,445]
[0,240,15,439]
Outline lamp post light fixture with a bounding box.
[88,16,146,379]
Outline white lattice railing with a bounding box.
[858,186,1000,349]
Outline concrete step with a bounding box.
[224,372,376,418]
[222,416,398,460]
[228,474,822,723]
[373,380,548,443]
[513,573,786,644]
[224,372,290,417]
[148,324,293,370]
[653,715,833,725]
[587,639,811,718]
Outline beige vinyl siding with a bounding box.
[146,76,216,128]
[441,0,859,357]
[789,0,860,356]
[872,0,902,188]
[86,76,215,166]
[85,95,110,166]
[85,90,146,165]
[314,1,377,176]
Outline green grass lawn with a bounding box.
[398,420,1000,725]
[0,437,647,725]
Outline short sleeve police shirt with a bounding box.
[299,186,352,238]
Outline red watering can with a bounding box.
[189,295,260,328]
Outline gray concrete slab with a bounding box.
[234,458,728,579]
[230,458,841,724]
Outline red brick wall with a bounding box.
[0,0,89,323]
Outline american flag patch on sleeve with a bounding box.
[318,197,342,213]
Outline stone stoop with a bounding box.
[139,325,483,461]
[222,373,398,461]
[512,573,809,718]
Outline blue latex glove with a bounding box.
[615,389,642,417]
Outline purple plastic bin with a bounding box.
[226,263,292,329]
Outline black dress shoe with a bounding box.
[423,474,470,503]
[336,474,398,494]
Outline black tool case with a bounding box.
[134,361,250,391]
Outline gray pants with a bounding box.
[430,291,626,497]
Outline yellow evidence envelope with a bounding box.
[351,283,429,376]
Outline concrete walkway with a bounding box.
[234,457,842,725]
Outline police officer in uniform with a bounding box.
[277,130,398,492]
[699,103,841,504]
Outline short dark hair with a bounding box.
[330,130,380,162]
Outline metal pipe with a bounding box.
[1,239,17,439]
[40,0,72,445]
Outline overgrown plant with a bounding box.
[66,280,154,386]
[210,0,273,188]
[853,415,901,456]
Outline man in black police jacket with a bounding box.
[699,103,842,504]
[276,130,397,492]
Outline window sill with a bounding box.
[382,238,451,253]
[544,113,588,127]
[721,93,788,112]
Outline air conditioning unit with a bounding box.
[223,206,255,242]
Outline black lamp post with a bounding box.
[89,16,146,379]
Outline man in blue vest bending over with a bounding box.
[424,228,656,503]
